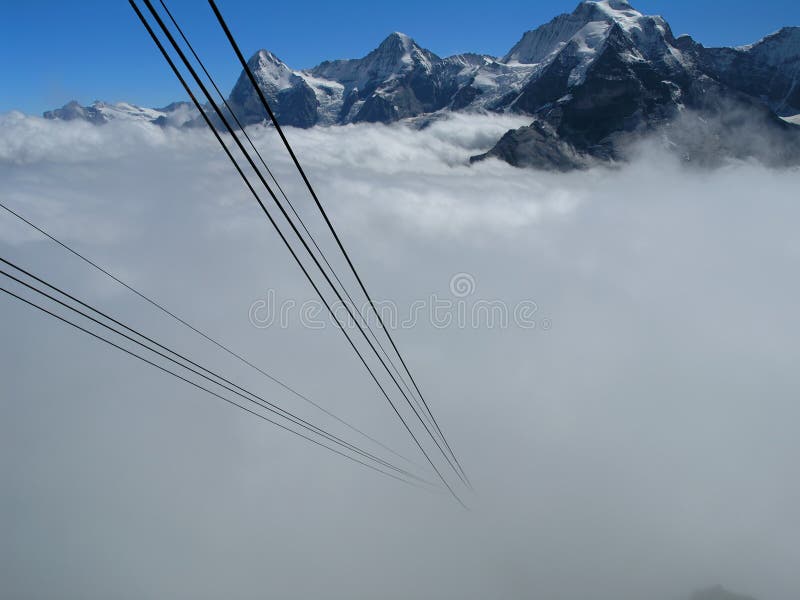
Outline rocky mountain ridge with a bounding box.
[44,0,800,170]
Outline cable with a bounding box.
[139,0,467,496]
[155,0,435,462]
[208,0,471,488]
[0,285,428,490]
[132,0,467,507]
[0,199,418,469]
[0,259,433,487]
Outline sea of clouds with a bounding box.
[1,111,799,600]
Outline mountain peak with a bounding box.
[578,0,634,9]
[42,0,800,171]
[503,0,668,64]
[375,31,422,57]
[251,49,287,67]
[736,25,800,73]
[745,25,800,48]
[384,31,413,45]
[310,30,438,89]
[573,0,643,20]
[243,49,296,92]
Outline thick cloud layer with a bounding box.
[1,113,799,600]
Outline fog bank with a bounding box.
[1,113,799,600]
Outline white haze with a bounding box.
[1,112,799,600]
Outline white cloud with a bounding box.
[1,113,799,600]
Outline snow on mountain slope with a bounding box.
[310,32,437,92]
[739,26,800,64]
[434,54,536,112]
[226,49,320,127]
[502,9,596,65]
[42,2,796,131]
[247,50,295,91]
[39,1,800,171]
[299,74,345,126]
[502,0,688,89]
[702,26,800,116]
[92,102,164,121]
[442,0,688,114]
[226,33,447,125]
[476,1,800,169]
[504,0,675,64]
[307,32,444,123]
[43,100,196,126]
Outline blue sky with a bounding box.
[1,0,797,115]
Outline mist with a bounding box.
[1,111,798,600]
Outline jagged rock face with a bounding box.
[225,33,463,125]
[700,27,800,116]
[227,50,320,128]
[217,0,800,169]
[43,0,800,171]
[438,56,536,113]
[309,32,446,123]
[476,1,800,169]
[471,120,592,170]
[534,21,688,146]
[225,32,534,125]
[476,0,698,165]
[312,33,436,88]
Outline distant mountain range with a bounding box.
[44,0,800,170]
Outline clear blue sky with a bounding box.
[1,0,797,115]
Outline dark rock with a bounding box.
[472,120,592,171]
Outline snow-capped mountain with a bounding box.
[475,0,800,168]
[309,31,439,124]
[43,100,196,126]
[500,0,680,70]
[226,49,322,128]
[44,0,800,170]
[231,32,445,126]
[226,32,536,125]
